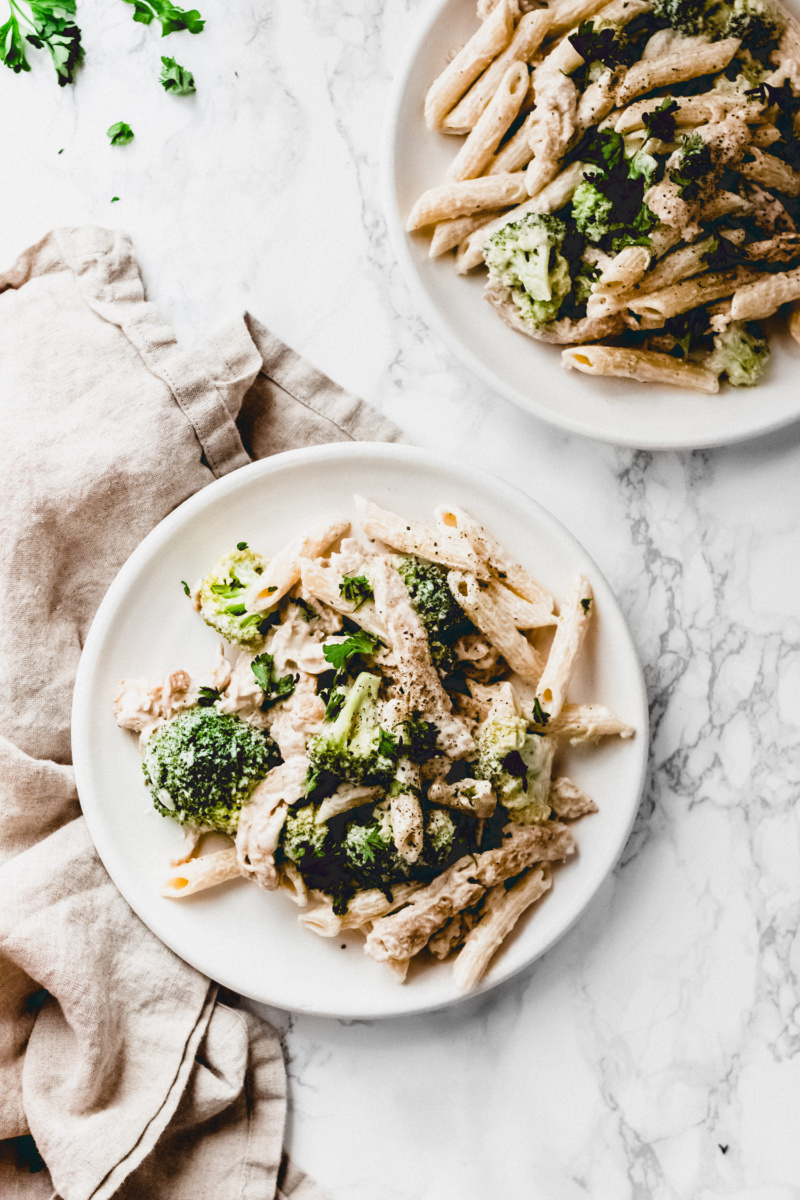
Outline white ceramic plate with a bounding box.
[72,443,648,1018]
[383,0,800,450]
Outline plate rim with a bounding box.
[381,0,800,452]
[72,441,650,1018]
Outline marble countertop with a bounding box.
[4,2,800,1196]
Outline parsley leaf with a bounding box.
[401,716,438,761]
[324,689,346,720]
[121,0,204,35]
[236,540,248,551]
[641,97,678,144]
[378,728,399,758]
[322,630,381,675]
[531,696,551,727]
[292,597,318,622]
[580,597,593,614]
[107,121,134,145]
[160,54,194,93]
[339,574,374,611]
[568,20,628,69]
[181,579,191,596]
[251,652,297,710]
[503,750,529,792]
[0,0,83,84]
[197,685,223,707]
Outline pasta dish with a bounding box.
[409,0,800,392]
[113,499,633,991]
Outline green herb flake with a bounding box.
[107,121,134,146]
[197,685,223,707]
[160,54,195,94]
[339,574,374,611]
[0,0,83,85]
[111,196,119,202]
[181,580,191,596]
[322,630,382,676]
[236,541,248,551]
[581,598,592,614]
[251,652,297,710]
[531,696,550,727]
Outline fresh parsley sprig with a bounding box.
[322,630,382,677]
[107,121,134,145]
[0,0,82,84]
[159,53,194,93]
[339,574,373,611]
[641,97,678,144]
[251,652,297,710]
[122,0,204,36]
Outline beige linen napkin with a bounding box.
[0,226,400,1200]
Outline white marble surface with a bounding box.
[4,2,800,1197]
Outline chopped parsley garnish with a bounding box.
[339,574,374,611]
[670,133,712,200]
[293,597,318,622]
[181,579,191,596]
[378,727,399,758]
[122,0,205,36]
[401,716,439,762]
[251,652,297,710]
[159,53,195,93]
[641,97,678,144]
[531,696,551,727]
[568,20,629,69]
[322,630,382,676]
[0,0,83,85]
[324,689,346,720]
[236,541,248,551]
[197,685,223,707]
[107,121,134,146]
[580,598,592,614]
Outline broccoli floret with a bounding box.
[197,546,270,647]
[484,213,573,329]
[653,0,779,44]
[305,672,399,796]
[670,132,713,199]
[707,320,770,386]
[142,708,280,834]
[572,182,617,242]
[343,803,466,884]
[424,808,458,868]
[571,131,657,245]
[395,555,474,675]
[282,803,330,862]
[474,716,553,822]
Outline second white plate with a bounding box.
[383,0,800,450]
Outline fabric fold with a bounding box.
[0,225,399,1199]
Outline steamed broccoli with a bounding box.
[282,803,330,863]
[197,546,270,647]
[142,708,280,834]
[342,803,466,884]
[305,672,399,797]
[395,555,474,675]
[572,183,617,242]
[484,213,573,329]
[707,320,770,386]
[474,713,553,823]
[571,128,657,246]
[670,132,713,199]
[652,0,778,45]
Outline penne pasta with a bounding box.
[737,146,800,196]
[563,344,720,392]
[443,9,551,133]
[548,701,635,743]
[625,267,762,324]
[436,503,554,608]
[161,847,242,898]
[535,575,593,720]
[452,866,552,992]
[424,0,515,131]
[614,38,741,107]
[406,172,529,230]
[730,265,800,320]
[245,519,349,613]
[448,570,546,683]
[447,61,530,182]
[356,496,490,576]
[548,777,599,819]
[429,208,505,257]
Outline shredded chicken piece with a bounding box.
[525,68,578,196]
[113,669,195,738]
[427,777,496,819]
[371,558,474,759]
[266,673,325,760]
[236,757,308,889]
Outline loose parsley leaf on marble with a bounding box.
[160,54,194,93]
[107,121,134,145]
[122,0,205,36]
[0,0,83,84]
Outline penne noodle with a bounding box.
[547,0,615,39]
[298,882,425,937]
[548,777,599,819]
[563,344,720,392]
[699,190,754,221]
[298,557,387,640]
[447,61,530,182]
[424,0,515,131]
[730,265,800,320]
[535,576,593,720]
[448,570,546,684]
[487,112,537,174]
[548,701,636,743]
[614,38,741,107]
[430,208,505,257]
[592,245,652,296]
[356,496,491,577]
[161,847,242,898]
[625,267,762,324]
[588,237,716,317]
[406,171,529,231]
[443,10,551,133]
[614,93,762,134]
[315,785,383,825]
[452,866,552,992]
[436,503,554,609]
[737,146,800,197]
[245,519,349,613]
